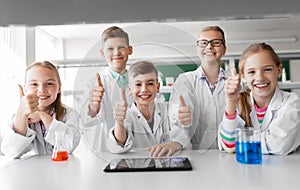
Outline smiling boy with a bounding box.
[80,26,134,152]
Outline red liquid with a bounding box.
[51,151,69,161]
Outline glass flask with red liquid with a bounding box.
[51,131,69,162]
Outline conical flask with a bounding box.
[51,131,69,161]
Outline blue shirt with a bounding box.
[109,69,128,89]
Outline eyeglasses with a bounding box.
[196,39,224,48]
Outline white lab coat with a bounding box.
[218,87,300,155]
[79,68,133,152]
[168,66,226,149]
[1,106,81,158]
[107,100,189,153]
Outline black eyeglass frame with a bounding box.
[196,39,224,48]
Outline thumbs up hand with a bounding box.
[114,88,128,126]
[18,84,25,97]
[88,73,105,117]
[178,95,192,126]
[18,84,39,117]
[13,84,39,136]
[224,68,241,116]
[225,67,241,102]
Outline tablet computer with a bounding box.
[103,157,192,172]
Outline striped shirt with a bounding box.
[219,111,237,153]
[220,104,268,153]
[255,104,268,125]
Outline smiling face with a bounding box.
[128,71,160,109]
[197,30,226,65]
[25,66,60,111]
[100,37,133,74]
[241,51,282,106]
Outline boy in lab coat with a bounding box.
[107,61,189,156]
[168,26,227,150]
[80,26,134,152]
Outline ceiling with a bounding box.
[37,14,300,60]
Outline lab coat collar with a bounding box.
[249,87,283,129]
[130,102,162,134]
[268,87,284,111]
[197,65,226,95]
[109,68,128,79]
[249,87,283,111]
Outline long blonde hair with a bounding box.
[238,43,281,127]
[25,61,66,121]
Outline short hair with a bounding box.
[128,60,158,80]
[101,26,130,45]
[198,26,226,48]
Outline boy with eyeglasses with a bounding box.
[168,26,227,150]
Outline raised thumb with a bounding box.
[179,95,186,107]
[18,84,25,97]
[231,67,237,76]
[120,87,127,104]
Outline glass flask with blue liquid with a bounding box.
[236,127,262,164]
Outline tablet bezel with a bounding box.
[103,157,192,172]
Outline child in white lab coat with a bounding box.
[1,61,81,158]
[168,26,227,150]
[79,26,134,152]
[107,61,189,157]
[218,43,300,155]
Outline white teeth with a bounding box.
[255,84,268,87]
[140,95,149,99]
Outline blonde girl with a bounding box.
[219,43,300,155]
[1,61,80,158]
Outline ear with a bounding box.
[277,64,283,78]
[100,49,105,58]
[157,81,160,93]
[222,46,227,56]
[128,46,133,55]
[127,85,132,96]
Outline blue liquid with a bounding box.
[236,141,262,164]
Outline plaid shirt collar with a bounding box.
[198,66,227,94]
[199,66,227,82]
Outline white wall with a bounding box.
[35,27,64,61]
[290,60,300,96]
[64,38,99,59]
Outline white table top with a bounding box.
[1,140,300,190]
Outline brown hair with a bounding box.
[199,26,226,48]
[238,43,281,127]
[128,60,158,80]
[101,26,130,46]
[25,61,66,121]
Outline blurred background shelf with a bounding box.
[278,81,300,89]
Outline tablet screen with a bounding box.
[103,157,192,172]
